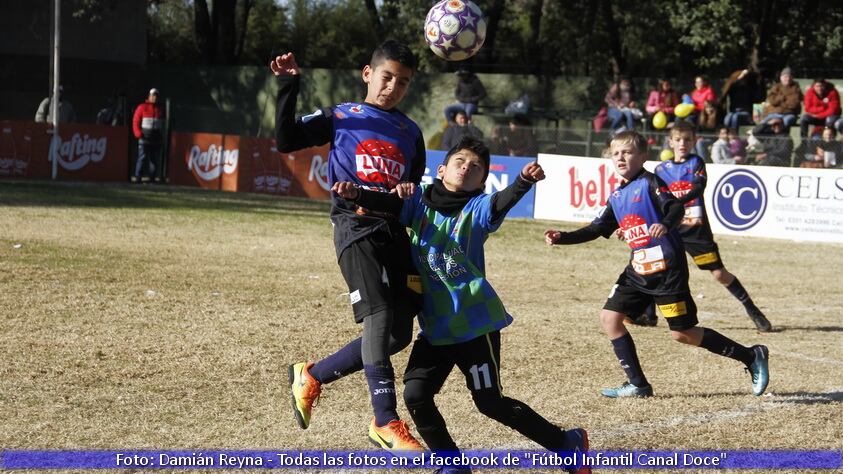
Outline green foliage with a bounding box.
[143,0,843,79]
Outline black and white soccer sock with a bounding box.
[699,328,755,366]
[726,277,757,310]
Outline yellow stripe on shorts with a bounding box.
[693,252,719,265]
[407,275,422,294]
[658,301,688,318]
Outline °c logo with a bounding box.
[712,169,767,231]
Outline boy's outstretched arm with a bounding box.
[271,52,332,152]
[489,161,544,225]
[546,202,618,245]
[331,182,405,215]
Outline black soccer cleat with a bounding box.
[747,306,772,332]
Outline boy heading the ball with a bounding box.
[545,131,770,399]
[334,136,590,474]
[654,121,772,332]
[271,40,425,450]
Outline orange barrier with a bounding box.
[168,132,331,199]
[0,121,129,181]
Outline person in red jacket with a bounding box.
[690,76,716,113]
[799,79,840,138]
[132,88,165,183]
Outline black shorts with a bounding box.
[683,240,724,270]
[603,280,699,331]
[338,229,421,323]
[404,331,504,398]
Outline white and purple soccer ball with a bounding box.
[424,0,486,61]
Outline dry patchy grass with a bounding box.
[1,180,842,473]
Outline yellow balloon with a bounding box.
[653,111,667,129]
[660,149,674,161]
[674,103,695,118]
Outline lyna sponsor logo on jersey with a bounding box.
[49,132,107,171]
[355,139,405,188]
[187,144,238,181]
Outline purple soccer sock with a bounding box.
[364,364,398,426]
[309,337,363,384]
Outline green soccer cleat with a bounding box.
[288,362,321,429]
[746,345,770,396]
[601,382,653,398]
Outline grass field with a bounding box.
[1,180,842,473]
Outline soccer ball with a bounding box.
[424,0,486,61]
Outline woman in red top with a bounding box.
[691,76,716,112]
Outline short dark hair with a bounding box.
[444,136,491,182]
[370,40,418,72]
[670,121,697,137]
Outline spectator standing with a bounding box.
[759,67,802,131]
[34,85,76,123]
[799,79,840,138]
[605,77,641,132]
[646,79,679,128]
[132,88,165,183]
[443,68,487,123]
[753,118,794,166]
[720,69,763,130]
[440,110,484,151]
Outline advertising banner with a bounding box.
[424,150,536,218]
[535,153,843,243]
[168,132,241,191]
[0,121,128,182]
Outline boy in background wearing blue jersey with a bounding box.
[334,137,590,474]
[271,41,425,450]
[545,131,769,399]
[653,121,772,332]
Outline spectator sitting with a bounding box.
[798,126,842,168]
[443,68,487,123]
[605,77,641,132]
[499,114,537,156]
[646,79,679,128]
[694,99,721,159]
[440,110,484,151]
[710,127,735,164]
[691,75,716,115]
[799,78,840,138]
[720,69,763,130]
[758,67,802,132]
[34,85,76,123]
[753,118,793,166]
[728,128,748,164]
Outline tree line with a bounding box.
[133,0,843,81]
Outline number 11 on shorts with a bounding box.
[469,363,492,390]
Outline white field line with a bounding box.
[775,350,843,366]
[591,387,843,438]
[497,388,843,451]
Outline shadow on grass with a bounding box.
[0,180,331,215]
[766,390,843,405]
[773,326,843,333]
